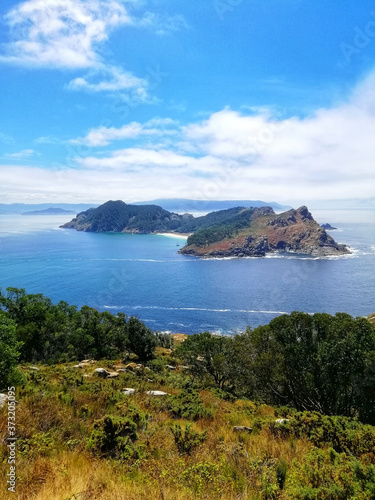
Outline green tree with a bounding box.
[126,316,156,360]
[0,312,23,390]
[176,331,235,389]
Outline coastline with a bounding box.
[156,232,189,240]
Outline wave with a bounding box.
[104,304,289,315]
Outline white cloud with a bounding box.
[34,136,60,144]
[1,74,375,205]
[67,64,149,100]
[71,117,179,146]
[0,0,185,102]
[0,0,130,68]
[4,149,38,159]
[132,12,188,36]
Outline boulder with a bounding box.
[165,365,176,370]
[94,368,110,378]
[107,372,119,379]
[275,418,289,424]
[125,363,139,371]
[123,388,136,395]
[29,366,39,371]
[79,362,92,368]
[233,426,252,433]
[0,394,7,408]
[146,390,169,396]
[116,369,127,373]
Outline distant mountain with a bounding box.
[22,208,76,216]
[134,198,291,214]
[0,203,98,214]
[62,200,350,258]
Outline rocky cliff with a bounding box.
[179,206,350,258]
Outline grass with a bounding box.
[1,358,375,499]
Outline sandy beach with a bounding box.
[156,232,189,239]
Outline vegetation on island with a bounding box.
[61,201,350,258]
[1,287,375,499]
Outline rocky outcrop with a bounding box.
[179,206,350,258]
[321,223,337,230]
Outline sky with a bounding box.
[0,0,375,207]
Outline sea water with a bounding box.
[0,210,374,335]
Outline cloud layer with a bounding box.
[1,73,375,205]
[0,0,185,102]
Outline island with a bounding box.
[61,200,350,258]
[22,208,76,216]
[321,223,338,230]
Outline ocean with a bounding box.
[0,210,374,335]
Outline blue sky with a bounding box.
[0,0,375,205]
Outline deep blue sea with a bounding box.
[0,210,374,335]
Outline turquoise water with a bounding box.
[0,211,374,334]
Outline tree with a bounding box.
[176,332,235,389]
[126,316,156,360]
[0,312,23,390]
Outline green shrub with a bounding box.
[87,415,138,459]
[284,447,375,499]
[168,388,214,420]
[169,422,207,455]
[281,411,375,456]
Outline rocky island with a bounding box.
[61,201,350,258]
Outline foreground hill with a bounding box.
[61,201,350,257]
[1,289,374,498]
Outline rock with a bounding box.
[0,394,7,408]
[94,368,110,378]
[29,366,39,371]
[123,388,136,395]
[321,223,337,230]
[125,363,139,371]
[146,390,169,396]
[116,369,127,373]
[165,365,176,370]
[107,372,119,378]
[275,418,289,424]
[79,363,91,368]
[233,426,253,433]
[73,364,81,369]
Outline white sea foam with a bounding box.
[103,304,289,315]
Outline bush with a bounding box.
[169,422,207,455]
[285,448,375,499]
[168,388,214,420]
[87,415,138,459]
[0,312,23,390]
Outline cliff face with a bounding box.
[179,206,350,258]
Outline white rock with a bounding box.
[94,368,110,378]
[146,390,169,396]
[0,394,7,408]
[275,418,289,424]
[123,388,136,395]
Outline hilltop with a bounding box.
[180,206,350,258]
